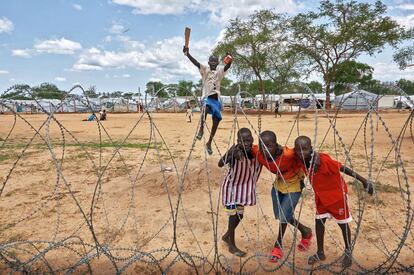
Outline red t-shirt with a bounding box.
[301,153,348,206]
[251,145,301,180]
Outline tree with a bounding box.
[290,0,404,108]
[307,81,323,93]
[214,10,286,99]
[32,82,66,100]
[84,85,99,98]
[331,60,374,94]
[393,28,414,69]
[397,79,414,95]
[220,77,233,95]
[1,84,32,99]
[177,80,193,96]
[145,81,168,97]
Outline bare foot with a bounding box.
[229,244,246,257]
[342,253,352,268]
[308,252,326,265]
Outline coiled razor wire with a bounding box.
[0,83,413,274]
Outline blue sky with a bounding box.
[0,0,413,94]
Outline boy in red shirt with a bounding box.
[294,136,374,268]
[251,131,312,262]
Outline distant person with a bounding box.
[82,114,95,121]
[294,136,374,268]
[100,110,107,121]
[186,102,192,123]
[219,128,262,257]
[274,101,281,118]
[396,101,403,112]
[183,45,233,155]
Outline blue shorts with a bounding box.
[204,96,222,121]
[271,187,302,224]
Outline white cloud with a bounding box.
[396,3,414,10]
[55,76,66,82]
[109,23,126,34]
[372,62,414,81]
[122,73,131,78]
[72,34,215,82]
[393,14,414,29]
[72,4,82,10]
[12,49,33,58]
[112,0,187,15]
[34,38,82,54]
[0,70,9,74]
[0,17,14,33]
[111,0,300,25]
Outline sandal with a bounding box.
[269,247,283,263]
[196,131,203,140]
[297,232,313,252]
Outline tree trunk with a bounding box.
[325,81,331,110]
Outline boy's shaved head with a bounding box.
[237,127,251,139]
[260,130,277,143]
[295,136,312,148]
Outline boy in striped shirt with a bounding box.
[294,136,374,268]
[219,128,262,256]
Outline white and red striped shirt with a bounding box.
[221,156,262,206]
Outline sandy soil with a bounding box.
[0,110,413,274]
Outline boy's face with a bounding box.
[208,56,219,70]
[237,132,253,153]
[259,135,277,160]
[294,142,313,162]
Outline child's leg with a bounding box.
[274,223,288,248]
[222,206,246,256]
[338,223,352,268]
[197,106,208,139]
[206,116,219,151]
[308,218,327,264]
[289,218,312,239]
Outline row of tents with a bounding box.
[1,90,413,113]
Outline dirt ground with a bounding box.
[0,110,413,274]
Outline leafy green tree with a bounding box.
[32,82,66,100]
[290,0,404,108]
[145,81,168,97]
[84,85,99,98]
[1,84,32,99]
[393,28,414,69]
[307,81,323,93]
[397,79,414,95]
[214,10,285,98]
[331,60,374,94]
[177,80,193,96]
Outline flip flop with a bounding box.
[269,247,283,263]
[297,232,313,252]
[196,132,203,140]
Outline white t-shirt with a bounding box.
[199,64,226,98]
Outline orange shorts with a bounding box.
[315,195,352,224]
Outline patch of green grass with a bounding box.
[383,162,400,169]
[1,142,161,150]
[0,154,9,162]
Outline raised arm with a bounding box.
[224,53,233,72]
[183,46,200,69]
[340,165,374,195]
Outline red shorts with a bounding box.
[315,195,352,224]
